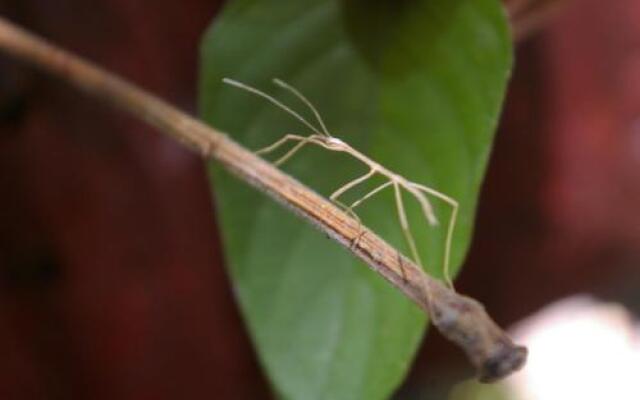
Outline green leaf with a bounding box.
[199,1,512,399]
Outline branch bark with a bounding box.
[0,16,526,382]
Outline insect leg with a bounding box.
[409,183,459,290]
[256,134,308,156]
[349,180,393,210]
[393,181,423,267]
[329,169,376,201]
[404,185,439,226]
[336,180,393,250]
[328,170,386,251]
[331,199,366,249]
[273,135,328,166]
[255,134,326,166]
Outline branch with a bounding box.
[0,16,526,382]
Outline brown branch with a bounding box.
[0,16,527,382]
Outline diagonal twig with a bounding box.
[0,16,527,382]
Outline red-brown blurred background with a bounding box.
[1,0,639,398]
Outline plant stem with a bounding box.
[0,16,526,381]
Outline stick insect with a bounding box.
[223,78,459,289]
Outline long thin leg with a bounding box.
[256,134,308,156]
[332,199,362,225]
[255,134,325,166]
[393,181,422,267]
[331,181,393,252]
[329,169,376,201]
[405,185,439,226]
[273,135,325,166]
[349,180,393,209]
[410,183,459,289]
[332,199,365,249]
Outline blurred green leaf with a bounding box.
[199,0,512,399]
[450,379,512,400]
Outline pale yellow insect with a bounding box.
[223,78,459,288]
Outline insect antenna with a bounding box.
[222,78,322,135]
[273,78,332,137]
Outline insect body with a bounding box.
[223,78,528,381]
[223,78,459,288]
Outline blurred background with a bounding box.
[1,0,639,398]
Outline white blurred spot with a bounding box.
[505,295,640,400]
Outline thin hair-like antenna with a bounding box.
[222,78,321,134]
[273,78,331,137]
